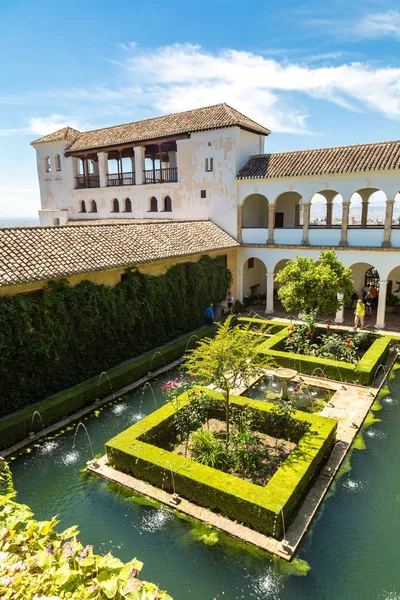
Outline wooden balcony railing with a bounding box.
[143,167,178,184]
[107,172,136,187]
[75,175,100,189]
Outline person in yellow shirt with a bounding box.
[354,299,365,328]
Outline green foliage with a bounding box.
[0,467,171,600]
[0,256,230,417]
[274,250,354,315]
[106,391,337,539]
[257,321,392,385]
[184,317,265,442]
[0,326,216,451]
[190,428,230,470]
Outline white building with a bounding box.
[32,103,400,329]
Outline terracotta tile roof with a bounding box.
[31,126,81,145]
[0,220,238,287]
[56,104,270,153]
[237,140,400,179]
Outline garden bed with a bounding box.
[240,318,393,385]
[106,391,337,539]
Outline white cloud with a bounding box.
[0,114,87,137]
[2,42,400,138]
[114,43,400,131]
[356,10,400,39]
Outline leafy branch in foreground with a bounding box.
[0,464,171,600]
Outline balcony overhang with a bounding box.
[65,133,190,158]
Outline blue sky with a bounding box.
[1,0,400,217]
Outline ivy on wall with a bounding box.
[0,256,231,417]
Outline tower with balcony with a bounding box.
[32,104,270,234]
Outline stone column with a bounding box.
[382,200,395,248]
[267,203,276,245]
[376,280,388,329]
[301,203,310,245]
[335,293,344,324]
[326,200,333,228]
[97,152,108,188]
[237,204,243,242]
[339,201,350,246]
[265,273,274,314]
[130,156,135,174]
[168,151,177,169]
[134,146,145,185]
[236,269,244,303]
[361,200,369,228]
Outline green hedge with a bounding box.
[106,391,337,539]
[0,326,215,451]
[0,256,231,416]
[255,324,392,385]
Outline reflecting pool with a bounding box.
[10,368,400,599]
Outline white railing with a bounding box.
[308,228,341,246]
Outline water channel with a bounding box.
[9,368,400,599]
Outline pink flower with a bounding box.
[184,377,189,381]
[179,371,183,376]
[293,387,299,392]
[175,378,179,383]
[191,375,196,380]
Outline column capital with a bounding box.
[379,280,388,286]
[266,272,275,278]
[386,199,395,206]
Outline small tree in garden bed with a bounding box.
[184,317,265,444]
[275,250,354,316]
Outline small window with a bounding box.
[164,196,172,212]
[112,198,120,213]
[89,199,97,213]
[88,160,95,174]
[79,200,87,213]
[55,154,61,171]
[53,218,60,226]
[201,190,206,199]
[45,156,51,173]
[248,258,254,269]
[124,198,132,212]
[205,157,214,172]
[149,196,158,212]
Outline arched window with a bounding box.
[89,199,97,213]
[79,200,87,213]
[149,197,158,212]
[45,156,51,173]
[112,198,120,213]
[164,196,172,212]
[55,154,61,171]
[124,198,132,212]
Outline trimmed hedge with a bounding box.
[0,256,230,416]
[106,391,337,539]
[0,326,215,451]
[255,323,392,385]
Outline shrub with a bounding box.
[190,428,230,470]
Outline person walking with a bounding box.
[362,283,370,300]
[205,303,215,326]
[227,291,234,315]
[354,299,365,329]
[365,292,373,316]
[370,284,378,308]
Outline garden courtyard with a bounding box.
[3,251,400,599]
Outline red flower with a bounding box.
[347,338,351,342]
[346,343,351,348]
[306,331,311,336]
[191,375,196,380]
[179,371,183,376]
[335,329,339,333]
[184,377,189,381]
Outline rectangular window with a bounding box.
[53,218,60,226]
[201,190,206,198]
[248,258,254,269]
[205,158,214,172]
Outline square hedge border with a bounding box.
[239,318,392,386]
[106,391,337,539]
